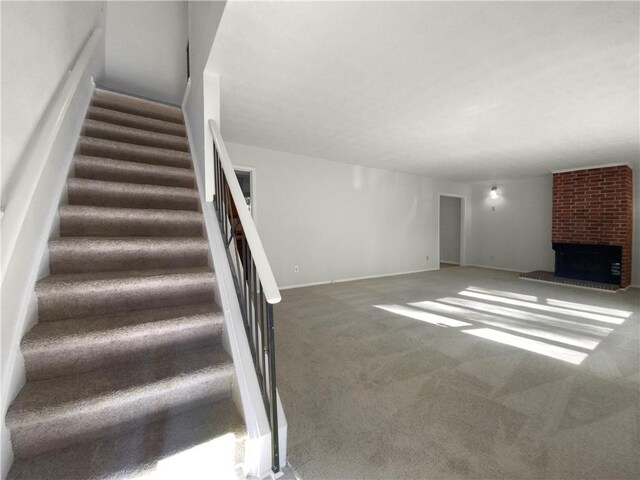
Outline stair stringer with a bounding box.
[183,111,287,479]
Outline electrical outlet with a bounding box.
[491,206,495,212]
[426,256,430,261]
[294,265,300,273]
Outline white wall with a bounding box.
[467,175,556,273]
[102,1,188,105]
[1,1,105,201]
[226,142,470,288]
[440,196,461,264]
[1,3,106,478]
[184,1,226,184]
[466,171,640,285]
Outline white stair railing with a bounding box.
[208,119,282,474]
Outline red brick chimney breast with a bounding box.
[552,165,633,287]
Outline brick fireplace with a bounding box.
[552,165,633,287]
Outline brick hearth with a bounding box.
[552,165,633,287]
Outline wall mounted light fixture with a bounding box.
[490,186,499,199]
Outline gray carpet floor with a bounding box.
[275,266,639,479]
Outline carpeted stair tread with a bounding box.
[6,345,234,457]
[79,137,192,169]
[22,302,223,380]
[5,88,246,476]
[49,237,209,273]
[87,105,187,137]
[67,177,198,210]
[36,267,216,322]
[7,398,246,480]
[73,155,195,189]
[92,88,184,125]
[59,205,203,237]
[10,344,230,413]
[83,119,189,152]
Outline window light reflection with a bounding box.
[371,285,628,365]
[463,328,588,365]
[467,286,538,302]
[373,304,471,328]
[410,300,600,350]
[151,433,238,480]
[438,297,612,337]
[459,291,625,324]
[546,298,633,318]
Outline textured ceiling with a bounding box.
[210,1,639,181]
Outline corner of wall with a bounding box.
[466,176,554,273]
[184,0,227,195]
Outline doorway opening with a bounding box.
[438,194,465,269]
[234,167,254,219]
[230,167,255,270]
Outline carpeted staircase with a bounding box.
[6,89,246,479]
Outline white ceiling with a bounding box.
[210,1,639,181]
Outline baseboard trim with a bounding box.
[334,268,439,284]
[280,267,439,290]
[466,263,528,273]
[280,281,332,290]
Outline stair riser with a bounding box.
[10,373,231,458]
[24,315,223,380]
[60,213,203,237]
[79,138,191,169]
[68,181,199,210]
[37,275,217,321]
[83,122,189,152]
[92,92,184,125]
[87,106,186,136]
[74,160,195,189]
[49,242,209,273]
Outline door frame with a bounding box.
[437,193,466,268]
[233,165,257,225]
